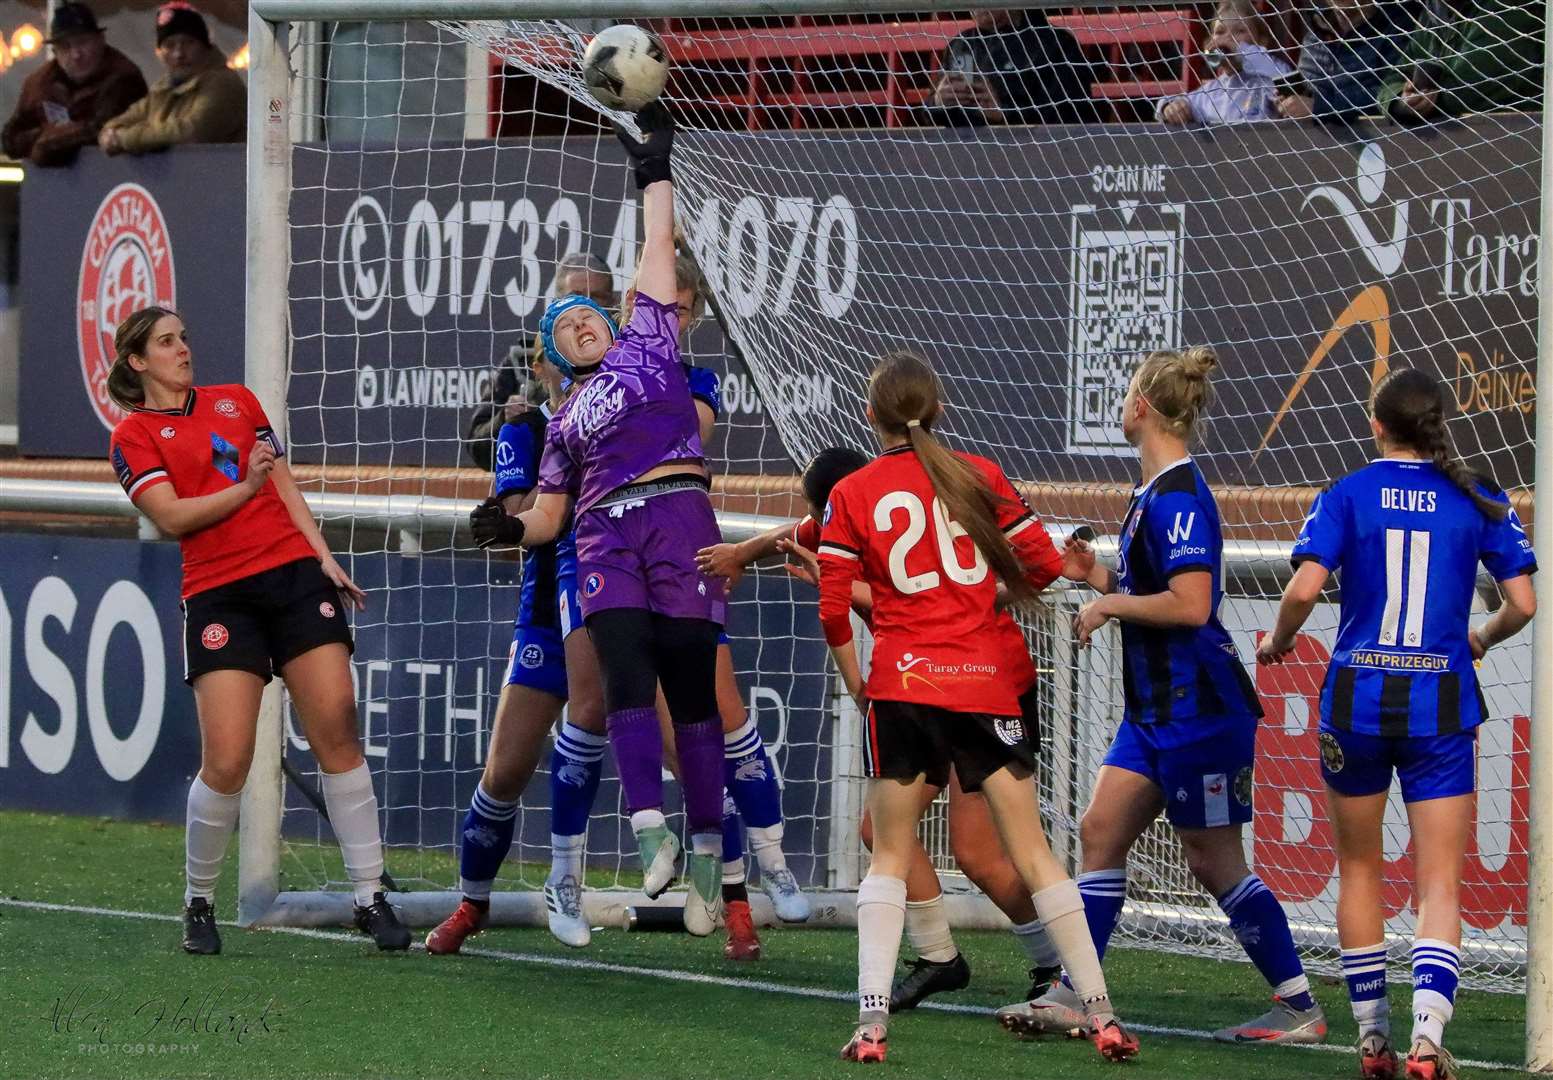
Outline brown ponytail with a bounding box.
[1372,367,1506,520]
[867,351,1037,605]
[1134,345,1218,440]
[106,305,179,411]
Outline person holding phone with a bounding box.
[1378,0,1541,124]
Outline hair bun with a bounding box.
[1180,345,1218,379]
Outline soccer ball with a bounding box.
[581,24,669,112]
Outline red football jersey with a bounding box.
[817,446,1061,716]
[791,515,821,551]
[109,384,316,599]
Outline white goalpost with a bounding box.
[241,0,1553,1066]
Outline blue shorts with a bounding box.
[556,552,582,639]
[505,622,568,698]
[1319,727,1477,803]
[1103,718,1256,829]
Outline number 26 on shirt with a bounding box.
[875,491,987,594]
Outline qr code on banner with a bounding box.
[1066,204,1185,454]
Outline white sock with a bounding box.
[723,859,748,885]
[1034,880,1113,1024]
[857,875,907,1023]
[185,776,242,906]
[1013,917,1061,969]
[550,832,584,881]
[904,894,958,963]
[630,808,667,834]
[746,823,789,875]
[1353,996,1391,1039]
[319,762,386,908]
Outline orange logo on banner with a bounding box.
[1252,285,1391,464]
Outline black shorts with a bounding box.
[182,557,354,685]
[862,688,1040,793]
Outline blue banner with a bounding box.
[0,533,833,884]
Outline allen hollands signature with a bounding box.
[47,977,309,1046]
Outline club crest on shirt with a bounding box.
[1234,765,1254,807]
[215,398,240,418]
[993,717,1025,746]
[201,623,229,650]
[1319,731,1345,773]
[160,426,176,439]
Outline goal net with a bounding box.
[251,2,1541,994]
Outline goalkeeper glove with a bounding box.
[470,497,526,549]
[613,101,674,190]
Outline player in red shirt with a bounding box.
[817,352,1137,1064]
[699,446,1069,1008]
[106,306,409,955]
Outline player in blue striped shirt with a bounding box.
[1259,368,1535,1080]
[1003,347,1322,1046]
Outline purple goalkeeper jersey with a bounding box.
[537,293,706,516]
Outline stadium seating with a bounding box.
[1049,9,1201,113]
[657,18,976,130]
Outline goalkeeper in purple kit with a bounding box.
[470,102,729,935]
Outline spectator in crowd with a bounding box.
[1159,0,1294,125]
[1380,0,1542,122]
[98,2,244,156]
[1,3,147,167]
[1275,0,1416,122]
[928,7,1096,126]
[462,252,618,470]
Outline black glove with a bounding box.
[470,497,526,549]
[613,100,674,190]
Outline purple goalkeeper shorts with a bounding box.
[574,483,727,625]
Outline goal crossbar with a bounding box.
[243,3,1553,1068]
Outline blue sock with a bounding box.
[458,783,518,900]
[723,717,783,829]
[1077,868,1127,962]
[549,720,606,837]
[721,793,747,884]
[1411,939,1459,1048]
[1342,942,1391,1036]
[1218,874,1316,1012]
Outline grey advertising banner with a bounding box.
[23,119,1538,489]
[19,146,247,458]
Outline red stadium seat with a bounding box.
[657,19,976,130]
[1049,9,1200,113]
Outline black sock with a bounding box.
[722,881,748,904]
[465,896,491,912]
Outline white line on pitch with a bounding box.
[0,897,1524,1074]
